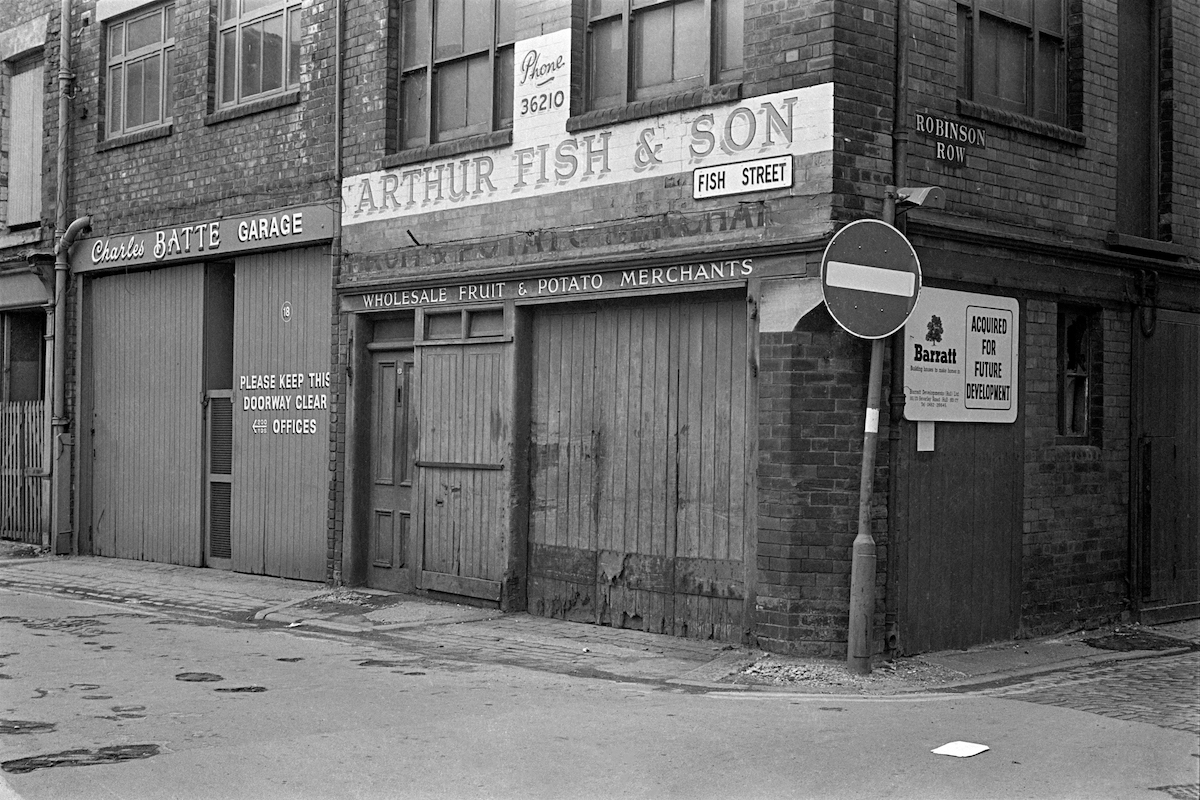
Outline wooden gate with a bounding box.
[89,266,205,564]
[1,401,44,542]
[894,417,1023,654]
[415,344,509,600]
[1134,310,1200,622]
[528,294,751,641]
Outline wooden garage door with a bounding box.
[90,266,205,564]
[1135,310,1200,622]
[231,249,328,581]
[528,293,751,641]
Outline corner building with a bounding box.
[335,0,1199,656]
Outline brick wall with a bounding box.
[754,293,890,657]
[68,0,338,234]
[1021,300,1131,633]
[899,0,1200,257]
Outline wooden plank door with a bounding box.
[416,344,508,601]
[368,350,415,592]
[528,294,750,640]
[895,419,1023,654]
[230,249,327,581]
[1134,310,1200,621]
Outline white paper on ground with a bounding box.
[931,741,990,758]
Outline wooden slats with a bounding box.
[231,248,328,581]
[90,266,205,565]
[7,61,44,226]
[0,401,44,542]
[528,293,749,641]
[416,345,508,597]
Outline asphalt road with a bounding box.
[1,589,1196,800]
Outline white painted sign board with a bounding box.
[692,155,793,199]
[903,287,1019,423]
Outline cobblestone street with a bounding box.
[982,651,1200,735]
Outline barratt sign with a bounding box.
[903,287,1019,424]
[73,204,334,273]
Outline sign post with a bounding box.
[820,216,921,675]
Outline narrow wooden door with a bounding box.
[415,344,508,601]
[1134,310,1200,621]
[895,420,1023,654]
[368,350,414,592]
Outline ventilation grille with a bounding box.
[209,397,232,474]
[209,483,232,560]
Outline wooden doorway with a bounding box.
[367,350,415,592]
[1133,309,1200,623]
[415,343,509,601]
[527,294,752,641]
[894,419,1023,654]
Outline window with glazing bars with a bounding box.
[586,0,743,111]
[957,0,1066,125]
[217,0,302,107]
[106,4,175,136]
[398,0,515,150]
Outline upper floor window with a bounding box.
[957,0,1065,125]
[218,0,302,108]
[586,0,743,111]
[398,0,515,150]
[4,55,44,227]
[106,4,175,136]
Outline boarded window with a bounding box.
[6,57,44,226]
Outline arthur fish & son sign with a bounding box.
[73,204,334,273]
[343,28,833,226]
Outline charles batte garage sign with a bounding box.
[72,204,334,273]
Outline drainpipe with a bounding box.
[49,217,90,552]
[48,0,88,552]
[884,0,912,657]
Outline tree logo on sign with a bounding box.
[926,315,943,344]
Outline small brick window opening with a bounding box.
[1058,306,1100,442]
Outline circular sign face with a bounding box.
[820,219,922,339]
[281,301,292,323]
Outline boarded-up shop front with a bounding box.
[74,205,333,580]
[527,293,752,640]
[343,262,755,641]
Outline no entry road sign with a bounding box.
[820,219,922,339]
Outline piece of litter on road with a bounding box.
[932,741,990,758]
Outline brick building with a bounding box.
[2,0,1196,657]
[3,0,341,578]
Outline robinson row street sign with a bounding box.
[820,219,922,339]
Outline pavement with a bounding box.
[1,543,1197,695]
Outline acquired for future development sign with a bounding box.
[903,287,1020,424]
